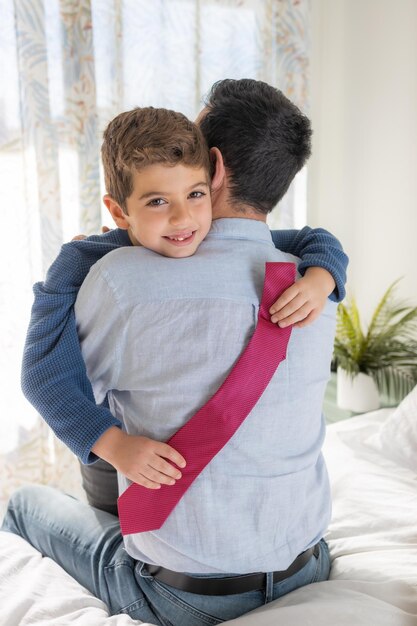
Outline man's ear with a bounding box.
[103,195,130,230]
[209,147,225,192]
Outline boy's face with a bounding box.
[122,163,212,258]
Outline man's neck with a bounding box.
[210,166,267,223]
[212,206,267,223]
[211,191,267,223]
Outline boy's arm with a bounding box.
[270,226,348,302]
[21,229,131,464]
[270,226,348,328]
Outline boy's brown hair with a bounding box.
[102,107,211,212]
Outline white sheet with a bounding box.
[379,385,417,473]
[1,409,416,626]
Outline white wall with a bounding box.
[309,0,417,324]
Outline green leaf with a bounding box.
[334,278,417,402]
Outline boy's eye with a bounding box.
[147,198,166,207]
[189,191,205,199]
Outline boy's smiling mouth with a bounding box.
[164,231,196,246]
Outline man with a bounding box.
[3,79,337,625]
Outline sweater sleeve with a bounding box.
[270,226,349,302]
[21,230,131,464]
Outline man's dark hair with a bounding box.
[200,78,312,214]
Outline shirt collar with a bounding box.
[207,218,274,245]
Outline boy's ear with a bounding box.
[103,195,130,230]
[209,147,225,192]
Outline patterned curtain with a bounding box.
[0,0,310,513]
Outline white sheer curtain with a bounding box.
[0,0,310,512]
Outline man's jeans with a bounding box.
[1,485,331,626]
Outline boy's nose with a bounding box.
[169,202,191,226]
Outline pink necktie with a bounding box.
[118,262,296,535]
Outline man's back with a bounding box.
[75,218,336,574]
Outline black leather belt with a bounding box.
[146,543,320,596]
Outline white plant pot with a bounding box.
[337,368,380,413]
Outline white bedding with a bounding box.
[1,407,417,626]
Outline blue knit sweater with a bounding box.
[21,226,348,464]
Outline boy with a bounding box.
[21,105,348,511]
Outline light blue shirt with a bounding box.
[75,218,336,574]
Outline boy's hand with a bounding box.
[269,267,336,329]
[92,427,186,489]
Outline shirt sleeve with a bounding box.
[21,232,128,464]
[270,226,349,302]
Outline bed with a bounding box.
[1,387,417,626]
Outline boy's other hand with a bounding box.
[92,427,186,489]
[71,226,112,241]
[269,267,336,329]
[114,434,186,489]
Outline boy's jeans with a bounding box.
[1,485,331,626]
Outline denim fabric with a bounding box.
[2,485,331,626]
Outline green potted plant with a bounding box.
[333,279,417,412]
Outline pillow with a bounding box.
[378,385,417,473]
